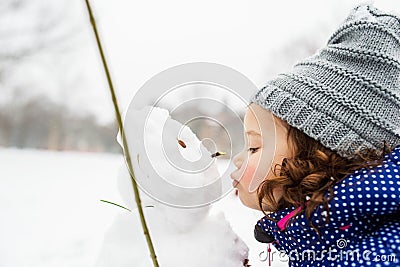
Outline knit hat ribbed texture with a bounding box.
[250,4,400,160]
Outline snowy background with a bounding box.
[0,148,278,267]
[1,0,400,266]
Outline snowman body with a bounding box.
[95,106,248,266]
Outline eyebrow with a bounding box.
[246,130,261,136]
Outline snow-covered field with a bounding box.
[0,148,287,267]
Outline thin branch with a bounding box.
[83,0,160,266]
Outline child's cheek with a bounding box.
[241,163,257,186]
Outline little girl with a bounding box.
[230,4,400,267]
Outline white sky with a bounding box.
[4,0,400,123]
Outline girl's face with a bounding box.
[230,103,290,210]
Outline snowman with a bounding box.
[95,106,249,267]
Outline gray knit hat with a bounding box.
[250,4,400,160]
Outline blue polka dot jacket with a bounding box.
[255,144,400,267]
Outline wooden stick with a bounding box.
[83,1,160,265]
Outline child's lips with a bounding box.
[232,180,239,187]
[230,172,240,187]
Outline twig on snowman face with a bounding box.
[211,151,226,158]
[177,137,226,158]
[177,139,187,148]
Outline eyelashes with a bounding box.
[248,147,260,154]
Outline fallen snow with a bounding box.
[0,147,288,267]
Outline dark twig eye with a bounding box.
[177,139,186,148]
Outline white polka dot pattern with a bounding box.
[256,144,400,266]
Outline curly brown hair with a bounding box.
[257,117,393,235]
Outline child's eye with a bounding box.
[247,147,260,154]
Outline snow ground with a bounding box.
[0,148,288,267]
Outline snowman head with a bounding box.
[118,106,224,208]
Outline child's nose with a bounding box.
[233,153,243,169]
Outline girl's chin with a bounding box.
[237,194,262,210]
[240,196,273,212]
